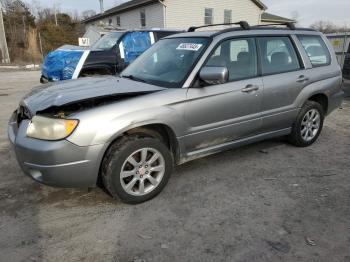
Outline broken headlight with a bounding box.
[26,116,79,141]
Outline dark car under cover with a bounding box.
[40,30,181,83]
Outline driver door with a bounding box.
[184,38,263,153]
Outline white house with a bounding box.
[82,0,294,30]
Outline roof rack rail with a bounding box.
[253,22,296,30]
[188,21,251,32]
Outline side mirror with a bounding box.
[199,66,229,85]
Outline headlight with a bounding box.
[26,116,79,141]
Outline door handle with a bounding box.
[297,75,309,83]
[241,85,259,93]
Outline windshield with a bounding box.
[121,37,210,88]
[92,32,124,50]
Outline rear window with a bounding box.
[297,35,331,67]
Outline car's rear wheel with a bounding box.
[288,101,324,147]
[101,135,173,204]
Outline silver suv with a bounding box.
[8,22,344,204]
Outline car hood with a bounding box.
[21,76,166,115]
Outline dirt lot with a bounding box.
[0,71,349,262]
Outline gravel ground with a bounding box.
[0,71,349,262]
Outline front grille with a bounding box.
[17,106,31,125]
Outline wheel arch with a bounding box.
[307,93,328,113]
[124,124,180,161]
[96,122,180,187]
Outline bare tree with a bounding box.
[311,21,350,34]
[81,9,97,20]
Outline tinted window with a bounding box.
[258,37,301,75]
[298,35,331,67]
[206,38,257,81]
[92,32,123,50]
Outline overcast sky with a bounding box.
[25,0,349,27]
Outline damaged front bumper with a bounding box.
[8,112,106,188]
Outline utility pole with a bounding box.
[99,0,104,13]
[54,7,58,26]
[53,2,59,26]
[22,15,26,39]
[0,2,10,63]
[38,31,43,61]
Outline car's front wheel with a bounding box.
[101,135,173,204]
[288,101,325,147]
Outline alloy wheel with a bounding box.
[120,148,165,196]
[300,109,321,142]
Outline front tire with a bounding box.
[288,101,325,147]
[101,135,173,204]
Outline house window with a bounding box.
[224,9,232,23]
[108,18,113,26]
[204,8,213,25]
[116,16,121,27]
[140,9,146,27]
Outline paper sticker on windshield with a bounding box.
[176,43,203,51]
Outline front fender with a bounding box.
[103,106,188,145]
[67,89,188,147]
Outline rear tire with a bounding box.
[101,135,173,204]
[288,101,324,147]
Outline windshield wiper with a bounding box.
[121,74,147,83]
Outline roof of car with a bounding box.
[120,28,183,33]
[165,26,318,39]
[166,31,215,38]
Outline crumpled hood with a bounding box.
[21,76,166,115]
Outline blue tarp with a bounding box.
[42,49,84,81]
[41,32,152,81]
[122,32,151,64]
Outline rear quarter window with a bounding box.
[297,35,331,67]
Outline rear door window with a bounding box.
[297,35,331,67]
[257,36,301,75]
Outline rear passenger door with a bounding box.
[258,36,308,132]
